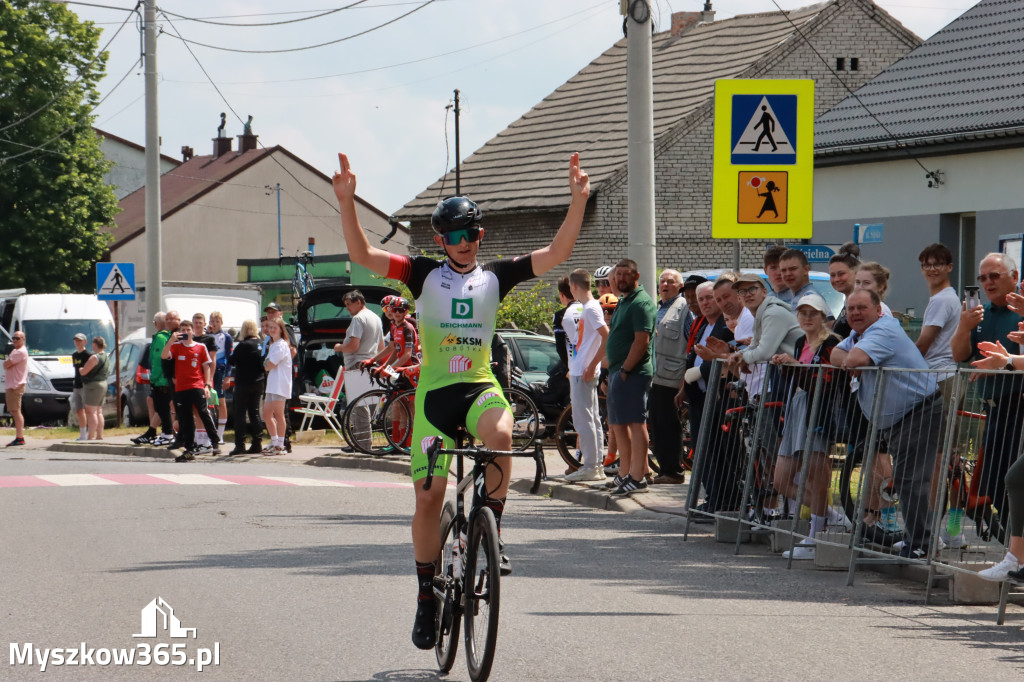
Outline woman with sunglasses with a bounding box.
[333,151,590,651]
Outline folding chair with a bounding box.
[295,367,345,440]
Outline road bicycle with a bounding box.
[291,250,315,306]
[425,431,545,682]
[342,364,541,455]
[552,394,674,476]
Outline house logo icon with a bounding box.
[133,597,197,639]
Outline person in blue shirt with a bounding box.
[832,289,942,558]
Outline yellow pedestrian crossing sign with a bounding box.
[96,262,136,301]
[712,79,814,239]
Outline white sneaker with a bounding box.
[565,467,606,483]
[895,537,945,552]
[827,506,854,532]
[977,552,1023,582]
[939,527,967,549]
[783,542,816,560]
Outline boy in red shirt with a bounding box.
[161,320,221,461]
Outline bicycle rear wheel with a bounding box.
[385,389,416,454]
[463,507,500,682]
[435,502,461,672]
[341,389,394,455]
[503,387,539,452]
[554,404,582,472]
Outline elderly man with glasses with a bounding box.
[952,252,1024,537]
[4,331,29,446]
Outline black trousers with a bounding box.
[174,388,218,449]
[233,380,264,448]
[151,385,174,435]
[649,383,684,477]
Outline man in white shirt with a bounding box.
[562,268,609,482]
[335,290,384,450]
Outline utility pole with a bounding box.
[453,89,461,195]
[624,0,656,296]
[143,0,162,335]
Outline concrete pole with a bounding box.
[143,0,162,336]
[625,1,657,296]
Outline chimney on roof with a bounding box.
[670,2,714,36]
[237,133,258,153]
[212,135,232,158]
[180,145,194,162]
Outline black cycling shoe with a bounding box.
[411,600,437,650]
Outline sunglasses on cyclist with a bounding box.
[441,227,482,246]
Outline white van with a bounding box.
[0,293,116,424]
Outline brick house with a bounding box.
[395,0,920,283]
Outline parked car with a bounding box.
[102,338,150,427]
[292,284,401,428]
[680,268,844,314]
[495,329,560,385]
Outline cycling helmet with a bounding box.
[599,293,619,309]
[431,196,482,234]
[594,265,613,280]
[380,295,396,309]
[388,297,410,312]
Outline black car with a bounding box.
[292,284,401,426]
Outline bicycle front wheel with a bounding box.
[554,404,582,472]
[503,387,539,452]
[463,507,500,681]
[341,389,394,455]
[435,502,461,672]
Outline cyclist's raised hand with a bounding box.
[332,153,357,204]
[568,152,590,200]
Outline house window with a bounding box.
[850,57,859,71]
[836,57,845,71]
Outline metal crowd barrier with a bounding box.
[681,359,1019,603]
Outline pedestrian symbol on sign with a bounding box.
[731,95,797,165]
[96,263,136,301]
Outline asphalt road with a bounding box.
[2,449,1023,681]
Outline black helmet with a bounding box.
[431,196,482,234]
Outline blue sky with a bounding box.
[72,0,977,215]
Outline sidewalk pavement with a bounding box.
[33,433,693,520]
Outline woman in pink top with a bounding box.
[4,331,28,446]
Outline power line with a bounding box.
[0,1,139,134]
[1,56,143,165]
[157,11,398,243]
[161,0,440,54]
[158,1,369,28]
[161,0,608,86]
[765,0,937,178]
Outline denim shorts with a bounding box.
[606,371,652,426]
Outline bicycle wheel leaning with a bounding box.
[342,389,409,455]
[435,502,461,672]
[385,388,417,454]
[503,387,539,452]
[463,506,500,682]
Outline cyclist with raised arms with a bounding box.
[333,151,590,650]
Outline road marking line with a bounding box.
[259,476,353,487]
[35,474,119,486]
[94,474,172,485]
[148,474,239,485]
[0,476,60,488]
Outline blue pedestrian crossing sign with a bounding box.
[96,262,136,301]
[731,94,797,165]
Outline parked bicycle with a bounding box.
[291,250,315,306]
[426,431,545,682]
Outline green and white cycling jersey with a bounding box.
[386,253,535,391]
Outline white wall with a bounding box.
[815,147,1024,221]
[99,136,178,200]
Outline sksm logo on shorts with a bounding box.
[451,298,473,319]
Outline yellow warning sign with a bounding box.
[738,172,787,223]
[712,79,813,239]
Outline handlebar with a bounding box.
[422,436,546,495]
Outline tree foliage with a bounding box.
[497,280,560,332]
[0,0,118,293]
